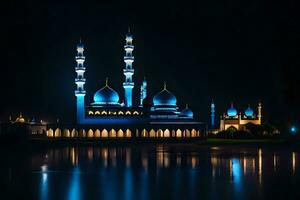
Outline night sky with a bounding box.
[1,0,297,124]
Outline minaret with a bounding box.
[123,28,135,107]
[74,39,86,124]
[140,77,147,107]
[258,102,262,124]
[211,100,215,128]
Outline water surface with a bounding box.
[1,143,300,199]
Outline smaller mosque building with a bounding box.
[210,102,262,133]
[0,113,47,139]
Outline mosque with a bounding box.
[46,29,205,140]
[210,101,262,133]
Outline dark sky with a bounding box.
[1,0,298,125]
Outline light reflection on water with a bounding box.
[2,144,300,199]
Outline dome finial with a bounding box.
[128,26,131,33]
[105,77,108,86]
[186,104,188,109]
[79,37,82,44]
[163,81,167,90]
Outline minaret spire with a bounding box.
[123,27,135,107]
[75,39,86,124]
[211,99,215,128]
[105,77,108,86]
[258,102,262,124]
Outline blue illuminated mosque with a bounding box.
[45,29,205,139]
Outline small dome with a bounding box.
[15,113,25,123]
[181,105,193,118]
[227,104,237,117]
[153,83,177,106]
[245,106,254,117]
[93,82,119,105]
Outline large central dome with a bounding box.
[153,83,177,106]
[93,83,120,105]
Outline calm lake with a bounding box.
[1,143,300,200]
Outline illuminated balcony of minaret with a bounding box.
[75,55,85,60]
[75,90,86,95]
[123,69,134,75]
[75,78,86,83]
[123,82,134,87]
[75,66,86,72]
[124,56,134,62]
[124,45,134,50]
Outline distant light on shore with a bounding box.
[290,126,297,134]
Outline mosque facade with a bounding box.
[46,30,205,140]
[210,101,262,133]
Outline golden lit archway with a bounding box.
[109,129,116,138]
[176,129,182,138]
[71,129,78,137]
[125,129,132,138]
[87,129,94,138]
[141,129,148,137]
[95,129,101,138]
[191,129,197,137]
[47,129,54,137]
[157,129,163,137]
[149,129,156,137]
[164,129,170,138]
[102,129,108,138]
[54,128,62,138]
[184,129,191,137]
[117,129,124,138]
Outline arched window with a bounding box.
[71,129,78,138]
[109,129,116,138]
[142,129,148,137]
[101,111,107,115]
[63,129,70,138]
[157,129,163,137]
[176,129,182,138]
[95,129,101,138]
[191,129,197,137]
[79,129,86,138]
[117,129,124,138]
[125,111,131,115]
[125,129,132,138]
[133,111,139,115]
[54,128,62,138]
[164,129,170,138]
[87,129,94,138]
[118,111,124,115]
[149,129,156,137]
[47,129,54,137]
[101,129,108,138]
[88,111,94,115]
[95,111,100,115]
